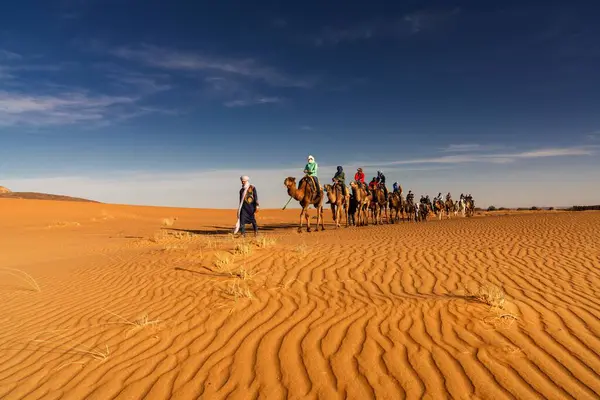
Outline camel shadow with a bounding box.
[168,222,301,236]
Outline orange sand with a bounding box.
[1,198,599,399]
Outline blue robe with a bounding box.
[239,185,258,226]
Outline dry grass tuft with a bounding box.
[229,266,257,281]
[31,331,110,363]
[214,253,233,271]
[466,283,506,310]
[149,230,167,243]
[225,279,255,301]
[171,231,193,240]
[234,242,253,256]
[161,243,188,252]
[161,217,178,227]
[102,308,162,337]
[0,268,41,292]
[204,237,218,249]
[255,236,277,248]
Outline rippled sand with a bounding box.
[1,198,599,399]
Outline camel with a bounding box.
[445,197,455,219]
[349,181,370,226]
[388,192,405,223]
[405,197,417,223]
[370,186,388,224]
[454,199,466,217]
[324,183,349,228]
[465,198,475,217]
[419,201,430,222]
[433,199,446,220]
[284,176,325,232]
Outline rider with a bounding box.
[446,192,452,201]
[354,168,365,189]
[376,170,388,198]
[368,177,378,191]
[406,190,414,203]
[392,181,400,194]
[330,165,347,198]
[303,155,321,197]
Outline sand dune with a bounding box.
[1,198,599,399]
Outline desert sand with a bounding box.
[1,197,599,399]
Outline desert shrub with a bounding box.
[568,205,600,211]
[487,206,497,211]
[530,206,539,211]
[498,207,509,211]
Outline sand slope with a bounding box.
[1,198,599,399]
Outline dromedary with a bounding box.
[445,197,455,219]
[284,176,325,232]
[349,181,370,226]
[324,183,349,228]
[370,186,388,224]
[388,186,404,223]
[434,199,446,220]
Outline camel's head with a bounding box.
[284,177,296,188]
[323,184,332,192]
[349,181,357,189]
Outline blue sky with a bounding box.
[1,0,599,208]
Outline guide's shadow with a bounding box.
[168,222,301,236]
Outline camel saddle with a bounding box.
[303,176,320,200]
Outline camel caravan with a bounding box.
[284,156,476,232]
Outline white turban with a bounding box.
[240,175,250,182]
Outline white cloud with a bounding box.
[372,146,596,166]
[111,44,314,88]
[0,90,139,126]
[224,97,282,108]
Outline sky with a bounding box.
[1,0,599,209]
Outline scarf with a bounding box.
[234,180,251,234]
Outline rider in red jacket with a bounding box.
[354,168,365,187]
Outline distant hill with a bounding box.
[0,192,99,203]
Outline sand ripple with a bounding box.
[1,207,599,399]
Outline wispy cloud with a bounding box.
[111,44,315,88]
[311,8,460,46]
[95,63,173,95]
[299,125,314,131]
[586,131,600,141]
[224,97,282,108]
[442,143,510,153]
[0,49,22,61]
[442,144,484,152]
[0,90,138,126]
[0,52,178,127]
[363,146,597,167]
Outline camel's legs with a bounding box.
[305,207,311,232]
[298,207,305,232]
[319,205,325,230]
